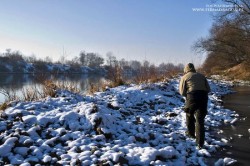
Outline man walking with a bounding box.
[179,63,210,149]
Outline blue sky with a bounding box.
[0,0,214,65]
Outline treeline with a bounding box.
[0,49,105,73]
[0,49,184,82]
[194,0,250,79]
[104,52,184,84]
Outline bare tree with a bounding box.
[44,56,52,63]
[106,52,118,67]
[193,0,250,74]
[79,51,104,67]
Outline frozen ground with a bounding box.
[0,78,239,165]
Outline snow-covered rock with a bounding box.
[215,157,237,166]
[0,78,238,165]
[0,137,18,157]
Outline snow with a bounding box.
[42,155,52,163]
[230,118,238,124]
[22,115,37,125]
[0,78,239,165]
[215,157,237,166]
[0,137,18,157]
[198,149,211,157]
[236,134,243,138]
[20,163,31,166]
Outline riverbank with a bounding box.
[0,78,238,165]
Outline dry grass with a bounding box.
[41,80,57,97]
[21,86,40,101]
[42,80,80,97]
[224,62,250,80]
[0,88,19,101]
[0,79,81,110]
[0,102,8,111]
[106,65,126,87]
[0,88,19,110]
[132,69,179,84]
[87,79,115,95]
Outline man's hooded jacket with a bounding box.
[179,63,210,97]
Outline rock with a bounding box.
[165,112,178,117]
[107,103,120,110]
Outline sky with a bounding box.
[0,0,215,66]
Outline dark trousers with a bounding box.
[185,91,208,147]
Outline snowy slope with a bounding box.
[0,78,238,165]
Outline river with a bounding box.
[0,73,105,103]
[207,86,250,165]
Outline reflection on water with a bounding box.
[0,73,105,103]
[207,86,250,166]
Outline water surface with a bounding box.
[0,73,105,103]
[207,86,250,165]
